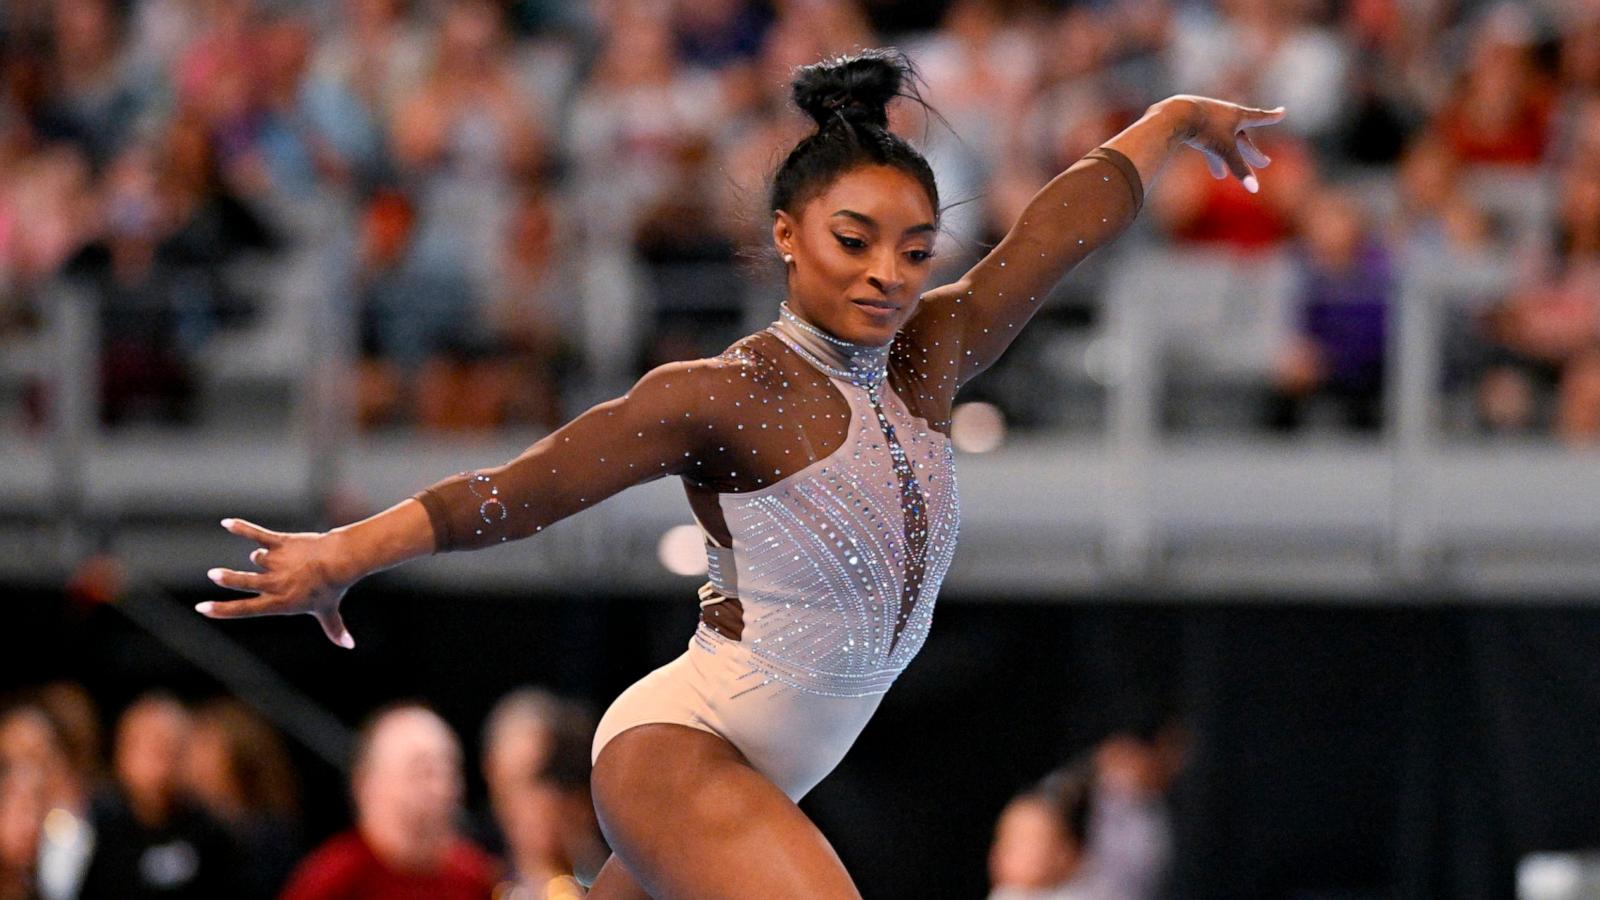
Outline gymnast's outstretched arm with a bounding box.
[197,359,727,647]
[903,95,1287,392]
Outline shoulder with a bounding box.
[624,332,795,401]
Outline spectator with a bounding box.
[1146,130,1316,253]
[1268,185,1395,432]
[1087,723,1188,900]
[181,700,302,900]
[78,694,238,900]
[988,765,1105,900]
[1430,3,1556,167]
[479,689,605,893]
[0,703,91,900]
[278,704,497,900]
[0,755,48,900]
[1389,133,1492,256]
[1474,164,1600,442]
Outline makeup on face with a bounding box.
[778,165,938,345]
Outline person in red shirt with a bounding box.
[279,705,498,900]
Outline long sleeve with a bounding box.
[894,146,1143,412]
[410,361,712,553]
[409,334,864,553]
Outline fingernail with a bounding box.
[207,568,223,583]
[339,634,356,649]
[195,602,214,615]
[1243,174,1260,194]
[221,518,234,528]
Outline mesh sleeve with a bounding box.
[897,145,1144,409]
[410,361,711,553]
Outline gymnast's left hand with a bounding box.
[197,517,359,649]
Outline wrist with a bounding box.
[1151,97,1200,146]
[321,527,373,586]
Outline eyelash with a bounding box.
[832,233,934,264]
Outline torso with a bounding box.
[682,326,961,696]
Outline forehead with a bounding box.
[800,165,936,228]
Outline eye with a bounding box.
[906,249,933,264]
[833,233,866,250]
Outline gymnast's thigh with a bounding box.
[590,722,861,900]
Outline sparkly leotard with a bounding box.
[411,146,1143,800]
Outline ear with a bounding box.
[772,210,798,261]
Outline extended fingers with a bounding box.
[195,596,281,618]
[315,610,356,649]
[1239,105,1287,128]
[1237,132,1271,168]
[207,566,269,593]
[222,517,284,548]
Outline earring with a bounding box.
[783,253,794,265]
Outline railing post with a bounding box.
[45,278,97,567]
[1103,257,1159,581]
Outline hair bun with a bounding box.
[791,48,910,130]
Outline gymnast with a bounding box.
[199,47,1283,899]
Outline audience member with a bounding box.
[988,764,1105,900]
[181,700,302,900]
[1268,185,1395,432]
[479,689,605,894]
[78,694,238,899]
[0,704,85,900]
[1087,723,1187,900]
[278,703,497,900]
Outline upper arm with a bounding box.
[412,359,716,552]
[906,147,1144,395]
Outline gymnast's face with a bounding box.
[773,164,938,346]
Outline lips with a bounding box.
[850,298,900,312]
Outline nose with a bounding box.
[865,248,904,296]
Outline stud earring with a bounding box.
[783,254,794,265]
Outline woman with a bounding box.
[199,49,1283,899]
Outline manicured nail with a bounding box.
[338,634,356,649]
[221,518,234,528]
[207,568,223,583]
[195,602,214,615]
[1243,174,1260,194]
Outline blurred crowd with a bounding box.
[2,0,1600,439]
[0,683,603,899]
[987,719,1186,900]
[1,679,1187,900]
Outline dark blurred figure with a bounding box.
[0,686,104,900]
[30,0,146,169]
[79,693,238,899]
[0,702,90,900]
[1087,722,1188,900]
[64,113,277,427]
[988,765,1105,900]
[633,134,743,366]
[1268,185,1395,433]
[479,689,605,896]
[0,754,47,900]
[1472,97,1600,442]
[181,700,301,900]
[279,704,497,900]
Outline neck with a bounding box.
[769,302,891,390]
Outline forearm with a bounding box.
[1100,97,1198,196]
[325,497,437,580]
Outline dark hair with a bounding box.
[1027,764,1095,849]
[770,48,940,218]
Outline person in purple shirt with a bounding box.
[1269,185,1393,432]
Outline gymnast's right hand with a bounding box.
[198,517,359,649]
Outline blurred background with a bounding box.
[4,0,1600,897]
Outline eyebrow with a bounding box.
[831,209,937,237]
